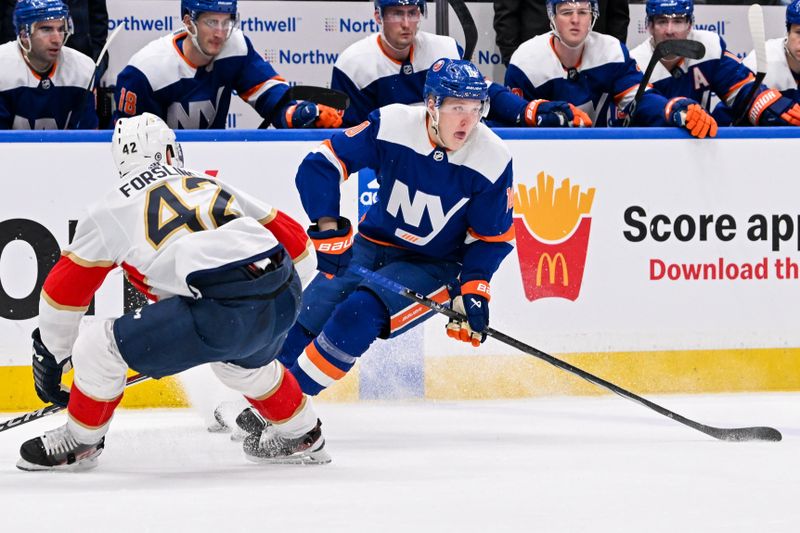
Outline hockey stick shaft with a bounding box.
[288,85,350,110]
[448,0,478,62]
[0,373,150,433]
[69,24,125,129]
[732,5,767,126]
[353,265,782,442]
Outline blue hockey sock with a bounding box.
[290,289,388,395]
[277,322,316,368]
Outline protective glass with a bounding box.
[438,100,487,118]
[383,7,422,23]
[555,7,593,19]
[652,15,691,29]
[199,15,238,32]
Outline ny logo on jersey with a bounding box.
[12,116,59,129]
[167,87,226,129]
[385,180,467,246]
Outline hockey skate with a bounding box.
[243,419,331,465]
[17,424,104,472]
[231,406,269,442]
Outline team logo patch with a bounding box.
[40,78,51,90]
[431,59,444,72]
[402,64,413,75]
[433,150,444,161]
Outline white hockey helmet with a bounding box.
[111,113,184,177]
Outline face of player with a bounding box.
[24,19,67,71]
[377,5,421,51]
[787,24,800,68]
[553,2,593,48]
[650,15,692,46]
[429,97,483,151]
[187,12,236,57]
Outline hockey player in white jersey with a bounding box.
[18,114,329,471]
[506,0,717,137]
[743,0,800,103]
[332,0,592,128]
[631,0,800,127]
[0,0,97,129]
[114,0,342,130]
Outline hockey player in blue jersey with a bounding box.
[271,59,515,398]
[0,0,97,129]
[743,0,800,103]
[631,0,800,127]
[113,0,342,130]
[332,0,592,128]
[506,0,717,137]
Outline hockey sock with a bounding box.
[66,383,123,444]
[276,322,316,368]
[290,289,388,395]
[246,366,308,430]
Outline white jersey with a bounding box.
[744,38,799,96]
[38,164,315,358]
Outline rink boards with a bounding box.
[0,128,799,409]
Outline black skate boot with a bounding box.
[231,407,269,442]
[17,424,105,472]
[243,419,331,465]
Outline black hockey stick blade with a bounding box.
[657,38,705,61]
[0,373,150,433]
[352,265,782,443]
[448,0,478,62]
[288,85,350,110]
[624,39,706,127]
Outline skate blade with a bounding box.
[244,448,332,465]
[16,455,100,472]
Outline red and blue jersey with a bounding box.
[0,41,97,129]
[296,104,515,283]
[113,29,289,129]
[506,32,670,126]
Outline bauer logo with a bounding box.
[265,49,339,64]
[333,18,380,33]
[240,16,300,33]
[513,172,596,301]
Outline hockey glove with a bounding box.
[446,281,490,347]
[282,102,344,129]
[665,97,718,139]
[31,328,71,407]
[748,89,800,126]
[307,217,354,277]
[524,100,592,127]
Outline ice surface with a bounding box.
[1,393,798,532]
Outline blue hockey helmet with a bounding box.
[424,58,488,108]
[545,0,600,23]
[374,0,426,17]
[181,0,238,19]
[787,0,800,30]
[645,0,694,23]
[13,0,72,36]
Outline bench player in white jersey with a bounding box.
[506,0,717,137]
[113,0,342,130]
[332,0,592,128]
[743,0,800,104]
[631,0,800,127]
[17,114,330,471]
[0,0,96,129]
[265,59,515,401]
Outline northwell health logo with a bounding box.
[513,172,596,301]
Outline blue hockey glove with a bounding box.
[748,89,800,126]
[524,100,592,127]
[31,328,71,407]
[307,217,353,277]
[665,97,717,138]
[282,101,343,129]
[446,281,491,347]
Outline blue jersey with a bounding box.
[630,30,757,122]
[506,32,670,126]
[0,41,97,129]
[113,29,289,129]
[331,31,530,127]
[296,104,515,283]
[744,37,800,102]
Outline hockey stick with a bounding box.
[68,24,125,129]
[732,4,767,126]
[623,39,706,126]
[0,373,150,433]
[288,85,350,111]
[448,0,478,62]
[352,265,782,442]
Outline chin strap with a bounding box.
[184,21,214,61]
[426,106,449,149]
